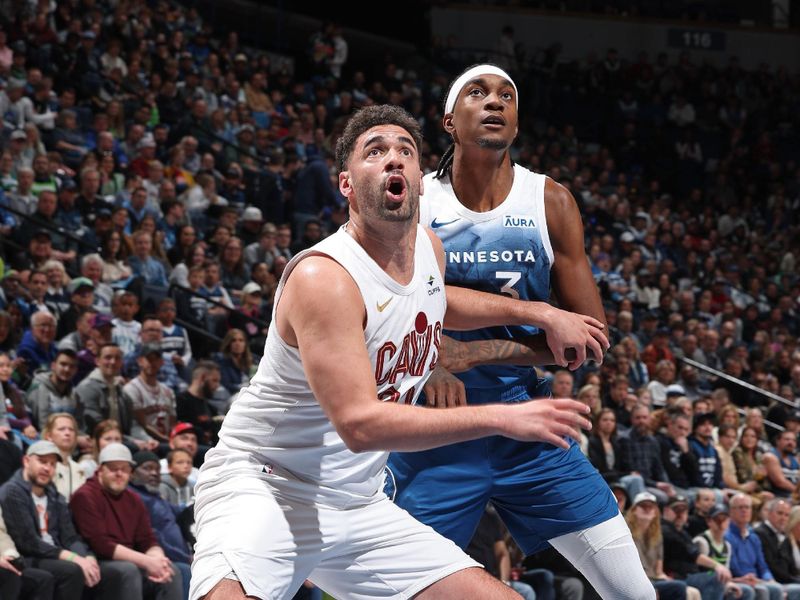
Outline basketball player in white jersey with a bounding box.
[190,105,607,600]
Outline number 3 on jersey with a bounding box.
[496,271,522,299]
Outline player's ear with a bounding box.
[419,172,424,196]
[442,113,455,133]
[339,171,352,198]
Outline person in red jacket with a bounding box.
[641,328,676,378]
[69,443,182,600]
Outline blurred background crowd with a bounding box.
[0,0,797,598]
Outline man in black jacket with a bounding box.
[0,441,121,599]
[755,499,800,585]
[656,410,699,493]
[686,488,717,538]
[622,404,675,504]
[661,494,728,600]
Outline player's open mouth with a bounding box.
[481,115,506,127]
[385,175,407,201]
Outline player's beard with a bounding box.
[476,136,510,151]
[362,174,419,223]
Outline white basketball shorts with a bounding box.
[189,453,480,600]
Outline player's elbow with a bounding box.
[341,434,371,454]
[339,427,376,454]
[335,412,381,453]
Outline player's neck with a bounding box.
[450,148,514,212]
[346,218,416,285]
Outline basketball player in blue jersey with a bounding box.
[387,66,655,599]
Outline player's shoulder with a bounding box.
[542,176,576,208]
[286,253,355,296]
[542,175,580,223]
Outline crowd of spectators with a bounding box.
[0,0,796,598]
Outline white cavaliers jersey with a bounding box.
[212,224,445,506]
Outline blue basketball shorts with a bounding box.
[386,380,619,555]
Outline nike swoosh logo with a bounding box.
[377,298,393,312]
[430,218,459,229]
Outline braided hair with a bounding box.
[433,143,455,181]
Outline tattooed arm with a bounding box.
[439,335,556,374]
[426,335,558,408]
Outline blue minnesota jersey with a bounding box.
[420,164,553,391]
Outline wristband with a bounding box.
[67,552,76,562]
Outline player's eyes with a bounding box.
[468,88,484,97]
[502,92,514,101]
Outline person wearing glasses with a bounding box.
[15,311,58,389]
[727,493,800,600]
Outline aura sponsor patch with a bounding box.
[504,215,537,228]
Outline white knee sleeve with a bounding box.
[549,513,656,600]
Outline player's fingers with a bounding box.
[569,345,586,371]
[423,387,437,407]
[552,408,592,432]
[427,384,443,408]
[592,326,610,350]
[442,385,458,408]
[586,336,604,365]
[550,341,567,367]
[581,315,605,329]
[550,398,591,414]
[585,324,609,347]
[452,386,467,407]
[565,414,592,431]
[537,431,570,450]
[559,424,583,442]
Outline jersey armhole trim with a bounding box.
[538,174,555,267]
[272,250,367,351]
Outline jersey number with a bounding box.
[379,386,416,404]
[496,271,522,299]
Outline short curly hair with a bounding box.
[335,105,423,172]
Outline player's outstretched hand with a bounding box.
[542,309,609,371]
[423,365,467,408]
[503,398,591,449]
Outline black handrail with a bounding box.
[680,356,795,409]
[0,201,100,253]
[174,315,223,347]
[168,282,270,329]
[730,405,785,433]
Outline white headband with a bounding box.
[444,64,518,114]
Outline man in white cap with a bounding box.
[69,442,182,600]
[237,206,263,247]
[387,64,652,598]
